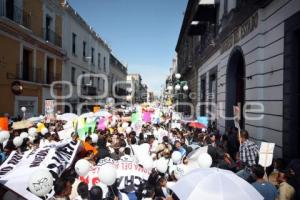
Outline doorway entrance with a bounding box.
[225,47,245,129]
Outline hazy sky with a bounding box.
[68,0,188,95]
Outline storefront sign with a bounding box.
[220,12,258,53]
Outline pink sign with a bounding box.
[97,118,106,131]
[143,112,151,123]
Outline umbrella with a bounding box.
[27,116,44,123]
[12,120,33,130]
[170,168,263,200]
[94,110,112,118]
[57,113,78,121]
[189,121,206,129]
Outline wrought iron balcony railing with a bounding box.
[0,0,31,29]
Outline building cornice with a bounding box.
[63,2,111,52]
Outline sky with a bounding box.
[68,0,188,95]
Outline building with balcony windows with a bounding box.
[127,73,145,104]
[0,0,65,118]
[108,53,128,103]
[60,1,111,113]
[177,0,300,159]
[140,83,148,103]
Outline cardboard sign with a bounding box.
[45,100,55,122]
[233,105,240,129]
[259,142,275,167]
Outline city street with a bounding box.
[0,0,300,200]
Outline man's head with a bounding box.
[175,141,181,149]
[89,185,103,200]
[54,178,72,197]
[239,130,249,143]
[130,137,137,145]
[77,182,88,199]
[124,147,131,155]
[148,135,155,145]
[277,170,288,184]
[209,134,216,143]
[85,136,92,144]
[252,165,265,179]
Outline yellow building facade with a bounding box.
[0,0,65,118]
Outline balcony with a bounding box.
[0,0,31,29]
[42,28,62,47]
[9,64,61,85]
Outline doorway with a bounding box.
[225,47,245,129]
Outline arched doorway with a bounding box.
[225,47,245,129]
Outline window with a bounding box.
[72,33,76,55]
[46,57,54,84]
[98,78,100,89]
[91,48,94,64]
[103,57,106,72]
[71,67,76,84]
[83,41,86,58]
[98,53,101,68]
[22,49,31,81]
[90,77,93,86]
[45,15,53,41]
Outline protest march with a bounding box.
[0,102,299,200]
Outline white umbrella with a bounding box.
[57,113,78,121]
[170,168,263,200]
[27,116,44,123]
[94,110,112,118]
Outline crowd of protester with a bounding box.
[0,108,299,200]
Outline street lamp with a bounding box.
[183,84,189,91]
[175,73,181,79]
[21,106,26,119]
[175,84,181,91]
[167,85,173,91]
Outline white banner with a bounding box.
[79,158,151,192]
[0,140,80,200]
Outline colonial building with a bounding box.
[61,1,111,113]
[127,73,145,104]
[0,0,65,118]
[140,83,148,103]
[147,91,154,103]
[108,53,128,103]
[177,0,300,158]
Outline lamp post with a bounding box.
[166,73,189,112]
[21,106,26,120]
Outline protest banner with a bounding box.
[0,140,80,200]
[79,158,151,192]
